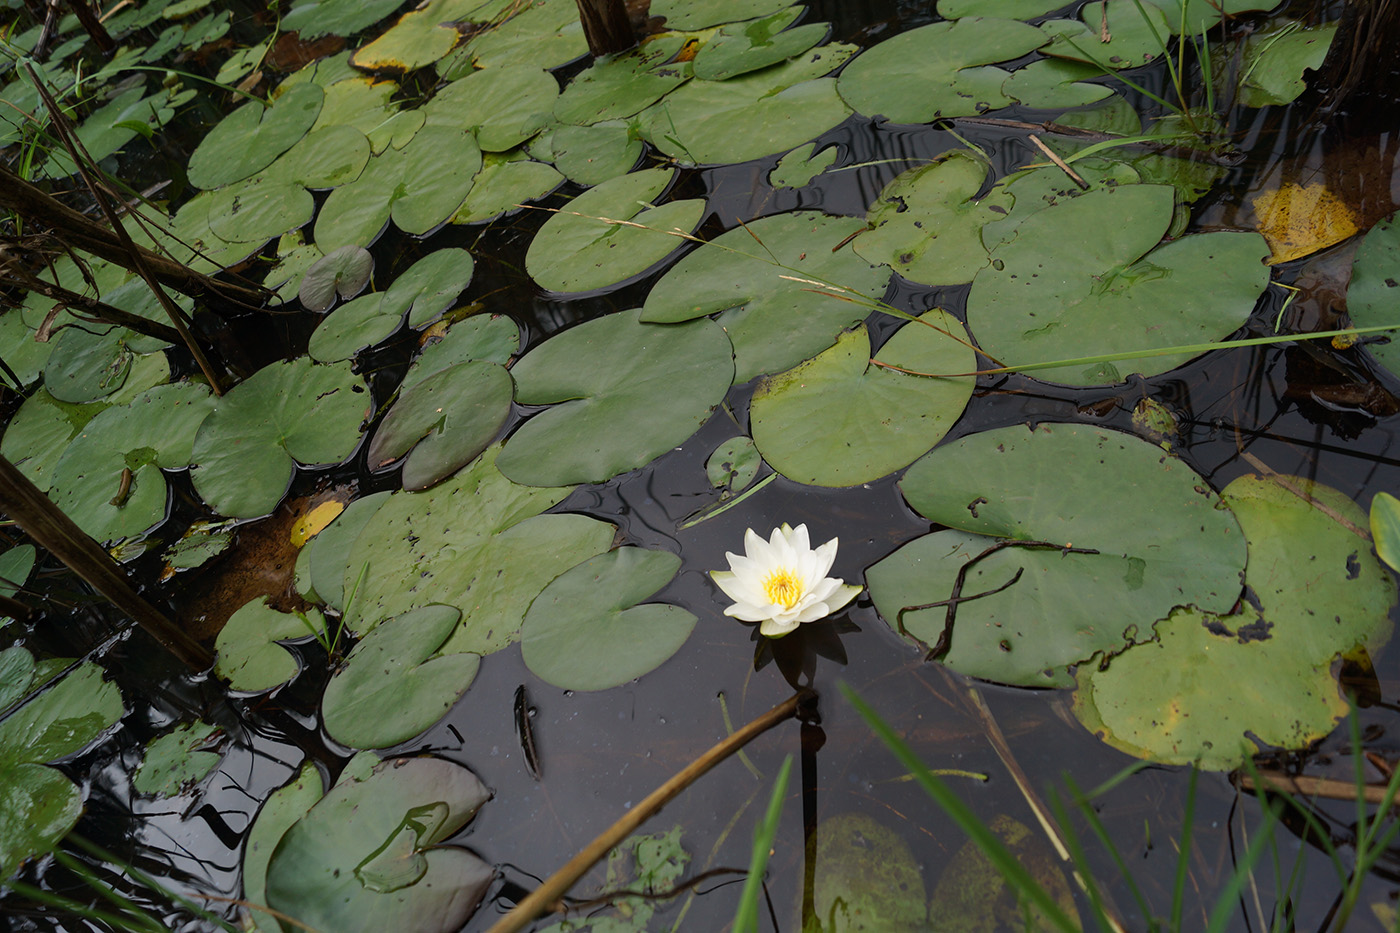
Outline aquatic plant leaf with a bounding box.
[1347,211,1400,380]
[540,121,643,186]
[837,18,1046,123]
[281,0,406,39]
[1147,0,1281,35]
[452,152,563,224]
[650,0,791,30]
[1,389,106,491]
[642,211,888,382]
[0,646,35,714]
[928,814,1080,931]
[322,605,480,749]
[1003,57,1113,108]
[43,326,132,404]
[304,490,393,612]
[266,756,493,933]
[190,357,367,518]
[242,762,322,933]
[1236,21,1337,107]
[693,10,827,81]
[312,76,398,137]
[751,314,974,486]
[0,762,81,880]
[162,521,236,573]
[425,64,557,151]
[404,314,519,389]
[1372,492,1400,573]
[345,448,613,652]
[133,721,220,797]
[706,436,760,491]
[450,0,587,71]
[350,0,469,71]
[0,662,123,764]
[640,71,852,166]
[38,83,179,179]
[498,309,733,486]
[367,108,425,154]
[868,423,1246,687]
[48,382,215,544]
[204,176,315,246]
[1253,181,1361,264]
[367,360,512,490]
[854,150,1012,287]
[522,548,695,691]
[768,142,837,189]
[0,549,35,612]
[555,36,692,126]
[308,292,402,362]
[0,305,54,388]
[968,184,1270,384]
[1039,0,1169,70]
[812,813,927,931]
[526,168,703,293]
[214,597,322,693]
[299,245,374,312]
[937,0,1064,18]
[386,247,476,328]
[187,82,323,189]
[267,123,372,189]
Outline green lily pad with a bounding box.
[1346,211,1400,380]
[451,0,587,71]
[1003,57,1113,108]
[190,357,368,518]
[928,814,1080,931]
[498,309,733,486]
[267,123,372,189]
[450,151,564,224]
[281,0,407,39]
[813,813,927,932]
[214,597,323,693]
[344,445,615,653]
[0,304,54,388]
[424,64,558,151]
[1146,0,1278,35]
[837,18,1047,123]
[367,108,425,154]
[0,661,123,765]
[554,36,692,127]
[967,184,1270,384]
[769,142,837,189]
[308,292,403,362]
[48,382,215,544]
[521,547,695,691]
[692,9,827,81]
[241,762,323,933]
[386,248,476,329]
[750,314,974,486]
[404,314,520,387]
[350,0,472,71]
[187,82,324,189]
[1236,21,1337,107]
[299,245,374,312]
[162,520,236,571]
[937,0,1065,18]
[706,436,760,491]
[2,389,106,491]
[541,121,643,186]
[650,0,791,30]
[526,168,704,294]
[642,211,889,382]
[1372,492,1400,573]
[304,490,394,612]
[0,547,36,606]
[265,755,493,933]
[38,83,179,179]
[43,326,133,404]
[322,605,480,749]
[204,176,315,245]
[367,360,512,490]
[867,423,1246,687]
[133,721,221,797]
[1039,0,1169,69]
[311,77,398,137]
[0,762,82,880]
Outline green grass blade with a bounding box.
[732,755,792,933]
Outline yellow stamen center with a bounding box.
[763,568,803,610]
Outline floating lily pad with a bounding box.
[187,82,324,189]
[542,121,643,186]
[555,36,692,127]
[162,521,236,572]
[526,168,704,294]
[0,661,123,765]
[367,361,512,490]
[522,548,695,691]
[322,605,480,749]
[769,142,837,189]
[452,0,587,71]
[0,762,82,880]
[350,0,470,72]
[0,546,36,605]
[706,436,760,491]
[299,245,374,312]
[367,108,425,153]
[43,326,133,404]
[642,211,888,382]
[937,0,1065,18]
[281,0,407,38]
[1003,57,1113,108]
[1236,21,1337,107]
[425,64,558,151]
[837,18,1046,123]
[498,309,733,486]
[450,152,564,224]
[867,423,1246,687]
[133,721,221,797]
[241,762,323,933]
[267,123,372,189]
[214,597,323,693]
[303,490,394,612]
[404,314,519,387]
[1373,492,1400,573]
[650,0,791,30]
[204,176,315,245]
[751,314,974,486]
[967,184,1270,384]
[344,445,615,653]
[190,357,367,518]
[929,814,1080,931]
[1039,0,1169,69]
[265,756,493,933]
[311,77,398,137]
[308,292,403,362]
[1346,211,1400,380]
[38,83,180,179]
[692,9,828,81]
[813,813,927,931]
[2,390,106,491]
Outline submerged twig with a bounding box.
[1028,134,1089,190]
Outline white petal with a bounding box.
[724,602,773,622]
[810,537,839,579]
[760,616,802,637]
[827,583,862,614]
[710,570,751,603]
[804,575,843,604]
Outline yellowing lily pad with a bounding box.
[1252,181,1361,264]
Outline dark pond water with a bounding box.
[9,0,1400,931]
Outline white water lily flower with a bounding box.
[710,523,862,638]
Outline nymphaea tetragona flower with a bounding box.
[710,524,862,638]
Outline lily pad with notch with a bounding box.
[538,121,643,186]
[133,721,221,797]
[450,151,564,224]
[521,548,696,691]
[186,82,324,189]
[350,0,473,72]
[449,0,587,71]
[497,309,733,486]
[266,123,372,190]
[1038,0,1169,69]
[706,436,760,492]
[241,761,323,933]
[214,597,324,693]
[404,313,519,388]
[322,604,480,749]
[554,35,693,127]
[299,245,374,312]
[280,0,407,38]
[424,64,558,151]
[691,8,829,81]
[649,0,791,30]
[1345,210,1400,381]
